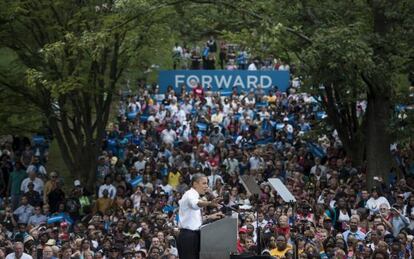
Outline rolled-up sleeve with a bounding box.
[188,192,201,210]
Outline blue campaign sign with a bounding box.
[158,70,290,93]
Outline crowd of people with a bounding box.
[0,39,413,259]
[172,37,291,72]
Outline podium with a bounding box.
[200,217,238,259]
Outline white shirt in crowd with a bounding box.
[279,64,290,71]
[249,156,264,171]
[156,110,166,121]
[310,164,328,176]
[248,63,257,71]
[366,196,390,215]
[20,177,44,194]
[98,184,117,199]
[175,109,187,124]
[6,253,32,259]
[161,129,177,145]
[134,159,146,172]
[208,174,223,189]
[173,45,183,57]
[178,188,202,231]
[223,158,239,175]
[26,164,47,178]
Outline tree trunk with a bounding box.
[346,139,365,166]
[47,115,101,191]
[365,91,392,189]
[323,84,366,167]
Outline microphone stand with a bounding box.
[254,194,262,255]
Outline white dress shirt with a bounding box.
[6,253,33,259]
[178,188,202,230]
[21,177,44,194]
[98,184,117,199]
[365,196,390,215]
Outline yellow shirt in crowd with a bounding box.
[270,244,292,257]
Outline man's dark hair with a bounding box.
[191,173,206,186]
[276,233,286,240]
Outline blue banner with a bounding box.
[158,70,290,93]
[129,176,143,188]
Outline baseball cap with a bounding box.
[74,180,81,187]
[239,227,247,234]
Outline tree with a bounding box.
[164,0,414,186]
[0,0,173,187]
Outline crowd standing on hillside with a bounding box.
[0,39,413,259]
[172,38,291,72]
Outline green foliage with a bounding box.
[0,47,44,135]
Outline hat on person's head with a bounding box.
[397,194,404,199]
[74,180,81,187]
[239,227,247,234]
[45,239,56,246]
[132,233,140,239]
[50,171,58,177]
[24,235,34,244]
[283,117,289,122]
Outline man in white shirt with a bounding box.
[249,149,264,171]
[98,176,117,199]
[223,150,239,176]
[6,242,32,259]
[156,105,167,122]
[13,196,34,224]
[248,61,258,71]
[21,171,44,195]
[207,169,223,190]
[161,125,177,145]
[26,157,47,178]
[202,137,215,155]
[173,43,183,69]
[310,157,328,177]
[134,154,146,172]
[365,188,390,215]
[177,174,224,259]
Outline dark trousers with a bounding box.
[177,229,200,259]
